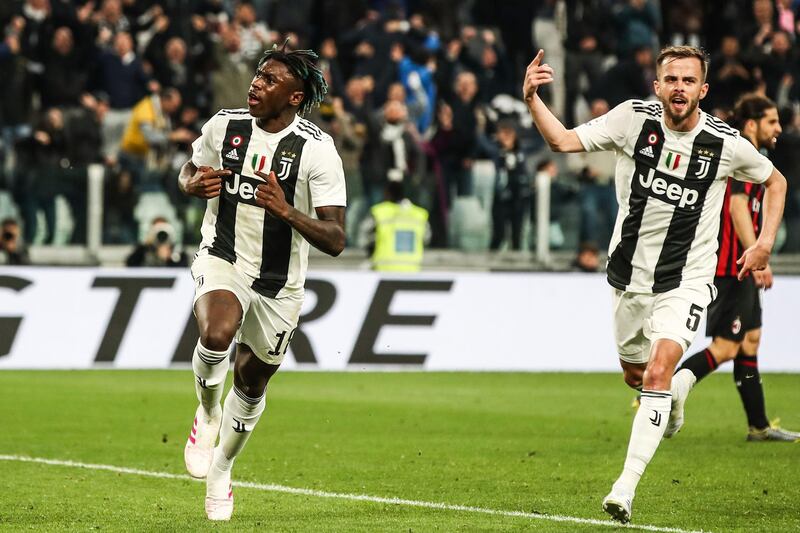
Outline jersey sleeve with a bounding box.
[730,136,773,184]
[574,100,633,152]
[729,177,746,195]
[306,138,347,207]
[190,114,222,169]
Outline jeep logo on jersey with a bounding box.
[638,171,699,209]
[223,172,262,207]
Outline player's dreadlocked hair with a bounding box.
[258,41,328,116]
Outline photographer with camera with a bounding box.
[0,218,30,265]
[125,216,188,267]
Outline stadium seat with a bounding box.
[448,196,491,252]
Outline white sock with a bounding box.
[614,390,672,494]
[214,386,266,472]
[192,341,230,419]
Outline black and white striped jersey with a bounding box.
[575,100,772,293]
[190,109,346,298]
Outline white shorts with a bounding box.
[191,254,303,365]
[612,284,717,365]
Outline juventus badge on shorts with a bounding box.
[196,275,204,289]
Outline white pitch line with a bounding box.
[0,454,707,533]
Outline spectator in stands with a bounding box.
[488,120,530,251]
[741,0,776,55]
[311,96,366,243]
[126,216,188,267]
[773,106,800,252]
[103,167,138,244]
[233,2,273,61]
[1,16,34,188]
[757,30,798,105]
[612,0,660,56]
[211,23,259,111]
[119,87,195,191]
[361,179,430,271]
[598,45,655,107]
[16,108,68,244]
[567,99,617,248]
[41,26,90,109]
[318,38,345,97]
[361,99,423,207]
[437,71,481,200]
[93,31,152,162]
[564,22,609,127]
[707,35,755,115]
[0,217,30,265]
[93,0,131,50]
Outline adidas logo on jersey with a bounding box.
[225,149,239,161]
[638,145,654,158]
[639,172,699,209]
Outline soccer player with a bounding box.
[178,44,346,520]
[677,94,800,442]
[523,46,787,523]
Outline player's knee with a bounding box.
[199,326,237,352]
[743,329,761,348]
[623,370,643,389]
[710,339,739,362]
[643,361,673,388]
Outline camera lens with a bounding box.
[155,230,169,243]
[2,232,14,241]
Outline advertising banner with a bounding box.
[1,268,798,371]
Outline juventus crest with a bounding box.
[276,150,297,180]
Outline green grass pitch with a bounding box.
[0,371,798,532]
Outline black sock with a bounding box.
[733,353,770,430]
[678,348,718,383]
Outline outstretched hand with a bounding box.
[737,243,771,281]
[185,166,229,199]
[523,49,554,102]
[255,170,290,219]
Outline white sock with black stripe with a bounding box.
[214,386,266,472]
[192,341,230,419]
[614,390,672,495]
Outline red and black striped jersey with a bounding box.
[715,178,764,277]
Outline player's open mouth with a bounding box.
[671,97,687,112]
[247,92,260,106]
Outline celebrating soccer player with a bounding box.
[676,94,800,442]
[523,46,787,523]
[178,43,346,521]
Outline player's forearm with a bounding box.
[757,171,787,252]
[526,94,583,152]
[178,161,197,195]
[729,194,758,249]
[283,208,345,256]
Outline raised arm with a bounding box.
[523,50,585,153]
[254,170,345,256]
[737,167,787,280]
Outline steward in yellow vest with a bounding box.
[367,181,429,271]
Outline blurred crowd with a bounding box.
[2,0,800,267]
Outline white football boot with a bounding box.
[602,487,633,523]
[205,449,234,521]
[184,405,221,478]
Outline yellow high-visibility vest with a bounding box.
[371,200,428,272]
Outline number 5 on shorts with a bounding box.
[686,303,703,332]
